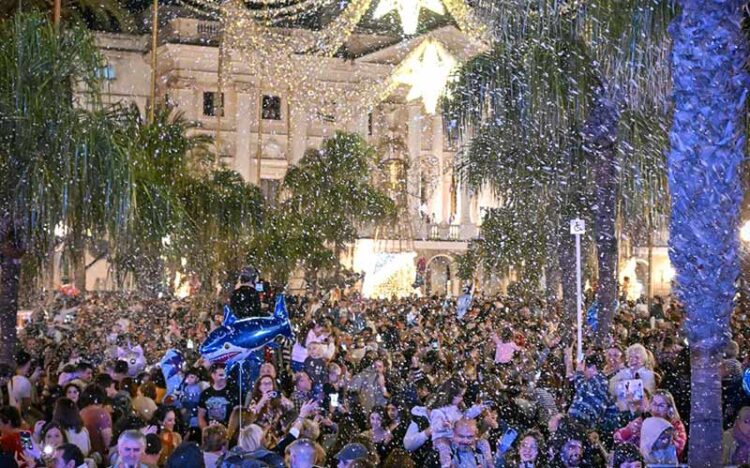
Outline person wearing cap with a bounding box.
[230,266,264,319]
[335,442,368,468]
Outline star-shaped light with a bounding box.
[393,39,457,114]
[373,0,446,35]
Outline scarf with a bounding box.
[732,425,750,464]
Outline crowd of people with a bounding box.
[1,279,750,467]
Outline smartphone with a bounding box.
[268,391,278,399]
[341,343,347,351]
[498,427,518,452]
[376,334,383,343]
[431,341,439,350]
[187,339,195,350]
[330,393,339,407]
[19,431,33,451]
[255,283,264,292]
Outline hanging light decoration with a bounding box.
[373,0,446,35]
[392,39,457,114]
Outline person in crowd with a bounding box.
[448,418,493,468]
[9,351,41,420]
[335,442,370,468]
[360,406,394,461]
[51,443,85,468]
[152,406,182,465]
[198,364,237,429]
[132,383,158,423]
[610,344,657,411]
[141,433,161,467]
[286,438,319,468]
[492,328,521,365]
[79,384,112,461]
[51,397,91,456]
[230,267,263,319]
[723,406,750,465]
[165,442,205,468]
[495,429,545,468]
[113,429,147,468]
[291,372,315,413]
[639,417,678,465]
[565,351,617,431]
[612,442,643,468]
[349,359,390,413]
[202,423,228,468]
[63,384,81,407]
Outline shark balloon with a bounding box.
[200,294,294,366]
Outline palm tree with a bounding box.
[113,104,210,296]
[0,13,130,363]
[667,1,748,464]
[0,0,132,30]
[176,168,264,298]
[445,0,673,340]
[278,132,395,287]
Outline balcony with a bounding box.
[425,223,478,242]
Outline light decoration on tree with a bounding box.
[392,39,457,113]
[373,0,446,35]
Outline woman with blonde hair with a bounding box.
[609,343,656,410]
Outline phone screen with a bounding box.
[330,393,339,407]
[19,431,33,451]
[498,427,518,451]
[187,339,195,350]
[255,283,264,292]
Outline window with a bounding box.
[260,178,281,206]
[95,64,116,80]
[262,95,282,120]
[203,91,224,117]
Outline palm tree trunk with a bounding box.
[668,1,749,465]
[583,84,620,344]
[558,220,577,344]
[0,243,22,365]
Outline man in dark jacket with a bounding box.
[230,266,263,319]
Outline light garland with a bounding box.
[373,0,446,35]
[202,0,488,142]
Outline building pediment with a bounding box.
[355,25,486,65]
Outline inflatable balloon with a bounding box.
[159,349,185,398]
[117,342,146,377]
[456,285,473,320]
[200,294,294,367]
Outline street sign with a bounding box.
[570,218,586,235]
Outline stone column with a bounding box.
[430,114,444,224]
[234,84,254,182]
[288,98,308,165]
[407,105,422,226]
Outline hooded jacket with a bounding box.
[639,417,678,464]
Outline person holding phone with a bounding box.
[0,406,38,467]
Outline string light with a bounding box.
[373,0,446,35]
